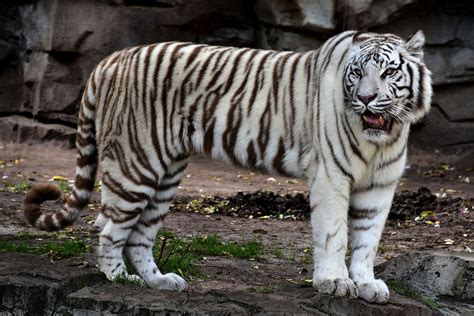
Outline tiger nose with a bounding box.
[357,93,377,105]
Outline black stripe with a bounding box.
[324,126,354,182]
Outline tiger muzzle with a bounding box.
[361,110,393,133]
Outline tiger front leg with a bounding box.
[310,170,358,299]
[348,184,396,304]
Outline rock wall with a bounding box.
[0,0,473,152]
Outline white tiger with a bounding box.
[24,30,432,303]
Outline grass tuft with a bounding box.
[113,273,146,286]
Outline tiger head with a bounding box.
[343,30,432,143]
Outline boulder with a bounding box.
[410,105,474,149]
[338,0,416,29]
[0,251,104,315]
[255,0,336,33]
[425,46,474,86]
[0,62,25,114]
[376,251,474,301]
[22,51,85,115]
[257,26,326,51]
[0,115,76,147]
[433,83,474,122]
[20,0,254,56]
[369,1,474,86]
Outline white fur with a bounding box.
[85,31,431,302]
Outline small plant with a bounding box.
[388,280,438,310]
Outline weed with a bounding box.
[388,280,438,310]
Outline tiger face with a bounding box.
[343,30,432,143]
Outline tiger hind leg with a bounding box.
[124,158,189,291]
[97,171,152,283]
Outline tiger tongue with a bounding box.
[363,112,384,128]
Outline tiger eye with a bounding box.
[382,68,396,77]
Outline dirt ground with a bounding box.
[0,142,472,294]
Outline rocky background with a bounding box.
[0,0,473,153]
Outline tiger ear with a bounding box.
[406,30,425,59]
[352,31,371,45]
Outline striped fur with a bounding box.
[24,30,432,302]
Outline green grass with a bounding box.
[0,239,90,259]
[190,235,261,258]
[3,179,30,193]
[1,229,262,287]
[57,180,71,193]
[388,280,438,310]
[153,232,262,278]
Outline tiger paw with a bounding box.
[355,279,389,304]
[313,277,358,299]
[148,273,187,291]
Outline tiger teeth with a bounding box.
[378,116,385,125]
[363,115,369,123]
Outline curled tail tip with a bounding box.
[25,183,62,203]
[23,183,66,231]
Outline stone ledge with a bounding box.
[0,251,441,315]
[376,251,474,302]
[0,251,105,315]
[0,115,76,147]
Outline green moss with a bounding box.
[388,280,438,310]
[269,247,284,259]
[249,286,274,294]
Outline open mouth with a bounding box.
[361,110,393,133]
